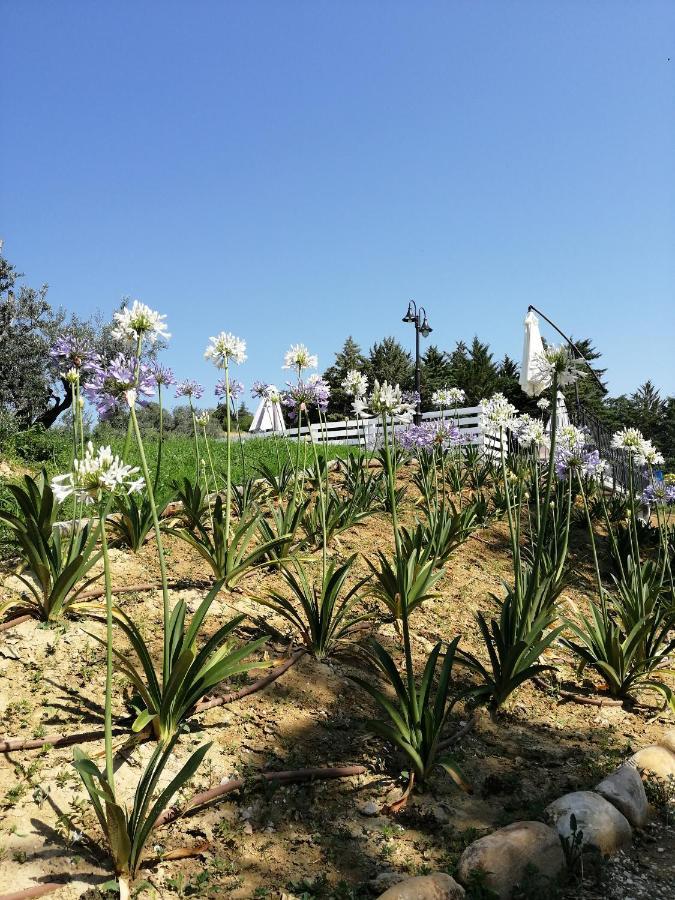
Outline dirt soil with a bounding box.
[0,472,673,899]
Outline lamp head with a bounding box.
[419,315,432,338]
[402,300,416,324]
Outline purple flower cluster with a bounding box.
[281,376,330,421]
[83,353,155,418]
[402,390,421,408]
[175,380,204,400]
[151,363,176,387]
[215,377,244,400]
[251,380,269,399]
[555,447,606,481]
[49,336,99,374]
[397,421,463,452]
[641,482,675,505]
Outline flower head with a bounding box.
[532,345,586,390]
[611,428,664,467]
[281,376,330,421]
[641,481,675,506]
[342,369,369,398]
[555,446,607,481]
[367,381,416,422]
[84,354,155,419]
[432,387,465,408]
[51,442,144,505]
[479,393,518,431]
[175,380,204,400]
[536,397,550,411]
[112,301,170,345]
[151,363,176,387]
[283,344,318,374]
[195,412,210,428]
[397,421,463,452]
[204,332,247,367]
[215,377,244,401]
[50,336,99,375]
[513,414,547,448]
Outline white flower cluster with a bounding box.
[557,424,587,452]
[342,369,369,398]
[195,412,210,427]
[51,442,144,505]
[532,345,586,390]
[283,344,318,373]
[513,413,547,448]
[112,301,170,345]
[364,380,416,423]
[204,332,247,366]
[432,387,465,408]
[611,428,664,467]
[536,397,550,411]
[479,393,518,431]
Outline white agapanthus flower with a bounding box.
[634,440,664,468]
[283,344,318,372]
[432,387,465,408]
[536,397,550,411]
[342,369,369,398]
[204,332,247,367]
[195,412,210,427]
[611,427,645,453]
[51,442,144,505]
[558,424,587,452]
[112,300,170,345]
[514,414,547,448]
[479,393,518,431]
[368,380,416,422]
[532,345,586,390]
[352,396,368,418]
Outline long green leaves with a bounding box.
[351,636,470,790]
[90,581,269,743]
[0,472,102,621]
[255,555,369,658]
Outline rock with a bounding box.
[545,791,632,856]
[358,800,379,816]
[377,873,465,900]
[595,765,650,827]
[631,746,675,783]
[457,821,563,899]
[370,871,405,892]
[657,729,675,755]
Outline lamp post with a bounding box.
[402,300,432,424]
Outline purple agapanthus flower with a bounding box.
[175,380,204,400]
[49,336,99,374]
[281,376,330,421]
[151,363,176,387]
[251,380,269,399]
[83,353,156,419]
[555,447,606,481]
[215,377,244,400]
[402,390,421,408]
[397,421,463,452]
[641,482,675,506]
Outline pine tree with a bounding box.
[323,336,368,416]
[366,337,414,392]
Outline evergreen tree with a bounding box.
[323,336,368,416]
[447,336,501,404]
[366,337,414,392]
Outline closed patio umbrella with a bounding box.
[519,309,547,397]
[249,387,287,435]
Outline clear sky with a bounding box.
[3,1,674,406]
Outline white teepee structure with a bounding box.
[249,388,287,435]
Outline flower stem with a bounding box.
[129,404,171,688]
[99,509,115,791]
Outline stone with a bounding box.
[358,800,379,816]
[595,765,650,828]
[657,728,675,755]
[457,821,563,899]
[377,873,465,900]
[370,872,405,893]
[545,791,632,856]
[630,746,675,783]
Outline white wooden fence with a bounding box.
[257,406,503,457]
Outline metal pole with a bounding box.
[415,319,421,424]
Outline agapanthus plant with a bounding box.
[84,354,156,419]
[283,342,318,375]
[175,379,205,400]
[342,369,369,398]
[282,375,331,421]
[532,344,586,389]
[51,442,144,505]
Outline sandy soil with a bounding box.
[0,472,672,899]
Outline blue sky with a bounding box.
[3,1,674,407]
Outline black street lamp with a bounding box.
[402,299,432,424]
